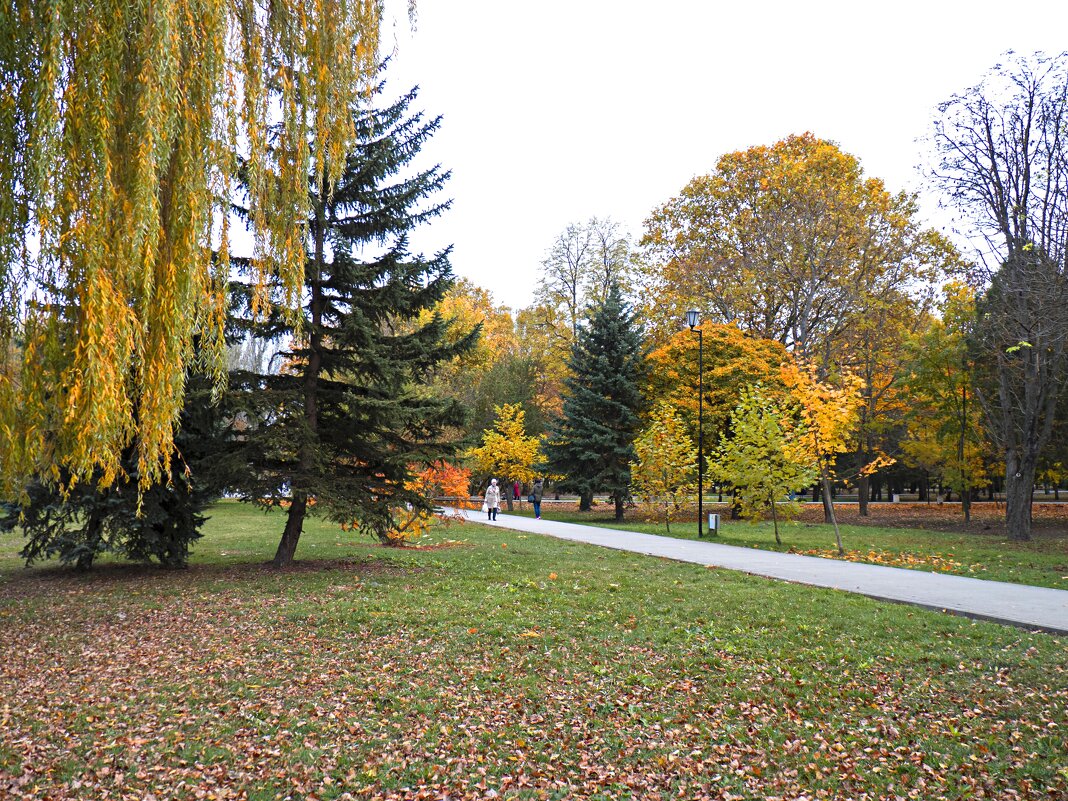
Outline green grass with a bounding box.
[0,501,1065,800]
[507,507,1068,589]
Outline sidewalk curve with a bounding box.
[452,508,1068,635]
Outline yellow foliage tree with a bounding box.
[710,386,817,544]
[780,359,864,555]
[0,1,390,493]
[467,403,544,510]
[640,133,961,360]
[901,283,993,522]
[631,402,698,533]
[644,322,788,450]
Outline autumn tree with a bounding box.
[377,461,473,545]
[711,386,816,545]
[929,51,1068,540]
[781,360,864,554]
[524,217,636,384]
[467,403,544,510]
[546,284,646,520]
[0,1,390,494]
[840,291,926,515]
[409,279,547,439]
[640,133,959,363]
[223,81,472,566]
[644,322,788,461]
[631,402,697,533]
[901,284,991,523]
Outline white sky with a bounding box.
[381,0,1068,311]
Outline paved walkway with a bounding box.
[454,508,1068,635]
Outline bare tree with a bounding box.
[531,216,634,349]
[930,51,1068,540]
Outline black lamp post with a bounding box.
[686,309,703,537]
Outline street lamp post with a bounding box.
[686,310,703,537]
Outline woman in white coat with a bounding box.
[484,478,502,521]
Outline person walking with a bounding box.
[484,478,502,521]
[531,477,544,520]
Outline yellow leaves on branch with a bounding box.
[0,0,389,493]
[779,359,864,478]
[467,403,544,486]
[631,402,697,533]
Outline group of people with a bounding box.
[483,477,543,520]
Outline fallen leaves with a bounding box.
[0,509,1065,801]
[787,546,981,573]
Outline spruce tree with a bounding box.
[546,283,646,520]
[224,80,474,566]
[0,367,228,570]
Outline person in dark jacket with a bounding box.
[531,478,544,519]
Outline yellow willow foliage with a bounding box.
[0,0,387,491]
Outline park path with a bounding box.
[453,508,1068,635]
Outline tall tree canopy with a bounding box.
[546,284,646,520]
[641,133,959,362]
[930,51,1068,540]
[223,80,471,567]
[0,0,389,494]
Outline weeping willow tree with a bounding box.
[0,0,399,494]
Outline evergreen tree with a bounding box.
[223,79,475,566]
[0,368,228,570]
[546,283,646,520]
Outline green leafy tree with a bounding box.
[223,80,474,565]
[901,284,992,523]
[546,284,646,520]
[631,402,697,533]
[467,403,544,510]
[710,386,816,545]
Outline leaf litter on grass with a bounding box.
[0,511,1066,800]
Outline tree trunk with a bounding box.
[274,495,307,567]
[272,194,325,568]
[505,480,514,511]
[857,473,870,517]
[1004,451,1037,541]
[76,509,106,571]
[820,483,833,524]
[579,490,593,512]
[770,493,781,545]
[614,495,624,521]
[821,475,844,556]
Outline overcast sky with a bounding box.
[381,0,1067,311]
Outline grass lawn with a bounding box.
[0,501,1065,800]
[509,505,1068,590]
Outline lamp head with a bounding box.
[685,309,700,329]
